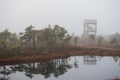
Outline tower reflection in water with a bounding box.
[83,55,97,65]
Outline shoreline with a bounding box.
[0,47,120,65]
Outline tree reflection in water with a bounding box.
[113,56,120,65]
[0,66,12,80]
[0,58,73,79]
[74,56,79,68]
[0,56,120,80]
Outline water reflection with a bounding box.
[0,66,11,80]
[0,58,72,79]
[113,56,120,65]
[83,55,97,65]
[74,56,79,68]
[0,55,120,80]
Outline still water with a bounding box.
[0,55,120,80]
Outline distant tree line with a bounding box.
[0,24,120,56]
[0,24,72,55]
[80,33,120,48]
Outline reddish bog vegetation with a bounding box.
[0,47,120,65]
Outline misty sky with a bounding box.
[0,0,120,35]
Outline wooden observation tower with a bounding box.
[84,19,97,36]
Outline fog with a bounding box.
[0,0,120,35]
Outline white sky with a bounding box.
[0,0,120,35]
